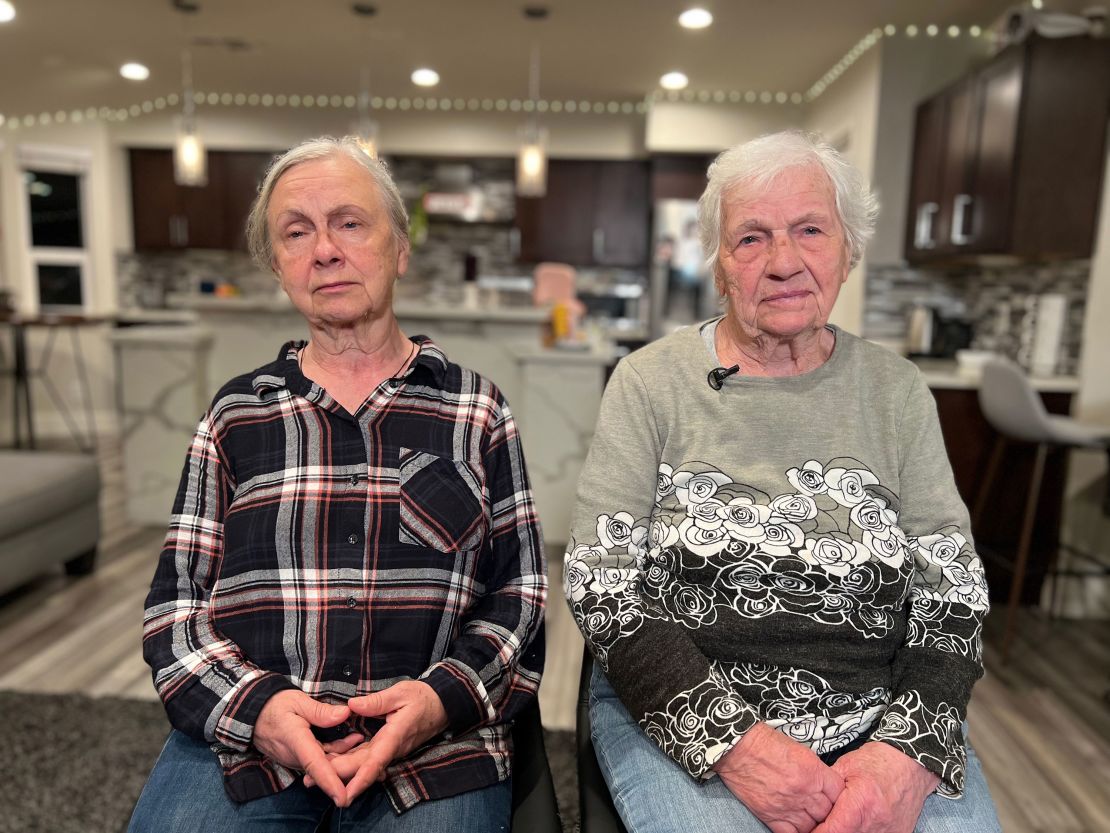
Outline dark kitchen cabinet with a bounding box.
[932,385,1073,605]
[649,154,715,202]
[905,35,1110,262]
[129,148,273,251]
[222,152,274,251]
[515,159,650,267]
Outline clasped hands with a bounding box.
[712,722,941,833]
[252,681,449,808]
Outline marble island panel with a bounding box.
[108,325,214,525]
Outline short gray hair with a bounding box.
[245,136,409,272]
[696,130,878,271]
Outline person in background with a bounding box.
[129,136,546,832]
[564,130,1000,833]
[669,218,707,319]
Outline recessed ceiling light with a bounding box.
[411,68,440,87]
[120,62,150,81]
[0,1,15,23]
[678,7,712,29]
[660,71,689,90]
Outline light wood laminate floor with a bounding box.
[2,438,1108,832]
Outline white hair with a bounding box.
[696,130,879,272]
[245,136,409,273]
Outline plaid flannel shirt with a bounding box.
[142,337,546,812]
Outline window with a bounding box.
[26,170,84,248]
[17,146,92,313]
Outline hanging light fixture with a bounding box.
[354,66,380,159]
[173,49,207,186]
[516,42,547,197]
[350,4,380,159]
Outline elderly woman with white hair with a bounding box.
[564,130,1000,833]
[129,136,545,832]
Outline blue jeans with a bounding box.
[127,730,511,833]
[590,666,1002,833]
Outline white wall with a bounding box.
[645,101,800,153]
[1059,139,1110,617]
[1076,144,1110,431]
[802,47,882,337]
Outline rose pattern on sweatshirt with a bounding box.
[565,456,987,795]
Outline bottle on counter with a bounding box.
[462,252,480,308]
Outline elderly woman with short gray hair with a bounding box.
[564,130,1000,833]
[130,136,546,832]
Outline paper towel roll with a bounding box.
[1030,293,1066,377]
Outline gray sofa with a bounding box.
[0,450,101,595]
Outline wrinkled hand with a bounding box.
[813,742,940,833]
[253,689,358,806]
[304,680,449,806]
[713,721,844,833]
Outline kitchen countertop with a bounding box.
[509,344,616,365]
[165,293,551,324]
[107,324,213,346]
[912,358,1079,393]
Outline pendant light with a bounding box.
[351,5,380,159]
[173,49,207,186]
[354,66,380,159]
[516,8,548,197]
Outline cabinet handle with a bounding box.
[509,227,521,260]
[593,228,606,262]
[169,215,189,247]
[951,194,973,246]
[914,202,939,249]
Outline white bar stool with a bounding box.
[973,358,1110,661]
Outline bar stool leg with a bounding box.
[973,434,1006,533]
[12,323,34,449]
[1001,442,1048,663]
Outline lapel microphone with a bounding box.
[707,364,741,390]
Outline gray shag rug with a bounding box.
[0,691,579,833]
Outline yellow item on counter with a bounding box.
[551,302,571,340]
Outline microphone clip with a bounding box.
[707,364,740,390]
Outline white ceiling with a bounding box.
[0,0,1090,119]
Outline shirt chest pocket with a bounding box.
[398,447,487,553]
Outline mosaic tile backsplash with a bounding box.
[863,261,1090,375]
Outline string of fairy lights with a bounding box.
[0,23,992,132]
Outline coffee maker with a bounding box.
[906,304,972,358]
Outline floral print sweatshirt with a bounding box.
[563,321,988,798]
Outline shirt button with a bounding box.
[342,665,352,677]
[346,596,357,608]
[349,474,360,486]
[347,533,360,545]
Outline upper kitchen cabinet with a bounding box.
[904,34,1110,263]
[129,148,273,251]
[515,159,650,267]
